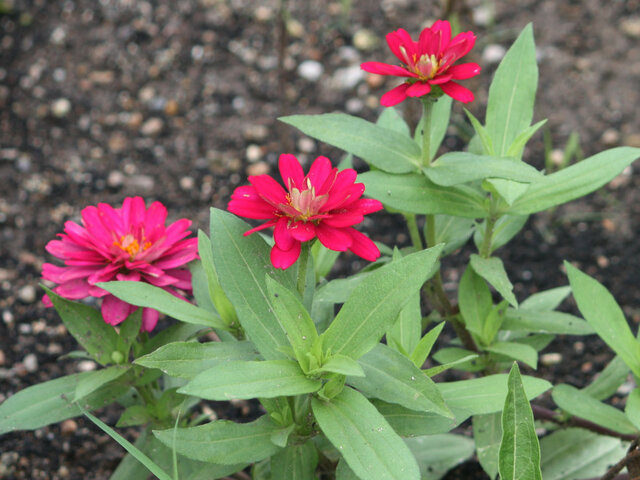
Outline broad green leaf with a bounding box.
[566,262,640,378]
[482,301,508,346]
[433,347,486,373]
[506,119,547,160]
[439,374,551,420]
[486,341,538,369]
[406,434,475,480]
[498,363,542,480]
[626,389,640,430]
[372,400,461,437]
[179,359,321,400]
[141,322,207,356]
[520,286,571,311]
[43,288,119,366]
[458,265,492,337]
[347,344,452,418]
[552,383,638,435]
[135,341,260,379]
[313,271,372,305]
[410,322,446,369]
[0,372,128,434]
[210,208,294,360]
[311,387,420,480]
[509,147,640,214]
[270,441,318,480]
[386,289,421,357]
[486,24,538,157]
[433,214,475,255]
[360,171,488,218]
[336,459,360,480]
[502,309,594,335]
[473,215,528,254]
[322,245,443,360]
[154,415,282,464]
[424,354,480,377]
[416,96,454,159]
[510,333,555,353]
[265,276,318,366]
[582,356,629,401]
[470,255,517,307]
[98,281,226,330]
[317,354,365,377]
[280,113,421,173]
[376,107,410,137]
[116,405,154,427]
[424,153,542,186]
[73,365,130,402]
[540,428,629,480]
[473,413,502,480]
[483,179,530,206]
[190,259,216,314]
[464,108,494,156]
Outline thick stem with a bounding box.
[421,97,434,167]
[296,242,310,296]
[405,213,424,251]
[479,215,498,258]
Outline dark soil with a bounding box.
[1,0,640,478]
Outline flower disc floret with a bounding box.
[42,196,198,332]
[228,154,383,269]
[361,20,481,106]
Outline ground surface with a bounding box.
[1,0,640,478]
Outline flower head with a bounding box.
[228,154,383,269]
[361,20,480,106]
[42,197,198,332]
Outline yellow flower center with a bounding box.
[286,178,328,222]
[411,53,441,80]
[113,234,151,259]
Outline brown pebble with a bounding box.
[0,350,4,366]
[365,73,385,89]
[601,218,616,232]
[596,255,609,268]
[246,161,270,176]
[61,419,78,436]
[581,361,593,373]
[164,99,179,116]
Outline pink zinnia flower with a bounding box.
[42,197,198,332]
[361,20,480,106]
[228,154,383,270]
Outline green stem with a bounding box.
[479,215,498,258]
[135,384,156,408]
[296,242,310,296]
[405,214,423,251]
[421,97,434,167]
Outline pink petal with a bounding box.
[278,154,304,190]
[322,210,364,228]
[163,268,192,290]
[270,242,301,270]
[418,26,434,54]
[347,198,384,215]
[121,197,146,229]
[55,278,91,299]
[440,32,476,68]
[440,81,475,103]
[406,82,432,97]
[306,156,334,190]
[316,224,352,252]
[249,175,288,207]
[101,294,134,326]
[323,183,365,212]
[87,263,121,285]
[81,205,115,244]
[288,221,316,242]
[144,202,168,243]
[141,308,159,332]
[360,62,415,78]
[380,83,410,107]
[150,245,198,269]
[386,29,416,64]
[428,73,453,85]
[346,228,380,262]
[429,20,452,54]
[42,263,97,283]
[42,293,53,307]
[320,167,357,197]
[228,197,276,220]
[274,216,295,251]
[448,62,481,80]
[116,271,141,282]
[244,219,277,236]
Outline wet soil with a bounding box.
[1,0,640,478]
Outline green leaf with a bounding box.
[406,434,475,480]
[312,241,341,281]
[473,215,528,254]
[43,287,119,366]
[505,119,547,160]
[154,416,282,464]
[386,289,421,358]
[566,262,640,377]
[432,347,486,373]
[433,215,475,256]
[540,428,629,480]
[280,113,421,173]
[458,265,492,337]
[482,301,508,346]
[321,245,443,360]
[73,365,130,402]
[498,363,542,480]
[424,354,481,377]
[372,400,461,437]
[265,276,318,367]
[210,208,295,360]
[347,344,452,418]
[439,374,551,420]
[582,356,629,401]
[486,24,538,157]
[270,441,318,480]
[519,286,571,311]
[0,372,127,434]
[509,147,640,214]
[317,354,365,377]
[626,389,640,430]
[118,308,143,353]
[486,341,538,369]
[483,179,530,206]
[313,271,372,306]
[179,360,321,400]
[502,309,594,335]
[311,387,420,480]
[415,96,454,159]
[473,413,502,480]
[98,281,226,330]
[336,459,360,480]
[376,107,410,137]
[552,383,638,435]
[424,153,542,186]
[410,322,445,369]
[469,255,517,307]
[141,322,207,356]
[116,405,154,427]
[464,108,494,156]
[360,171,488,218]
[135,341,260,379]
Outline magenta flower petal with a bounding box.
[406,82,432,97]
[448,62,481,80]
[249,174,288,206]
[346,228,381,262]
[141,308,159,332]
[380,83,410,107]
[440,81,475,103]
[307,156,333,188]
[271,241,301,270]
[274,216,296,251]
[316,224,352,251]
[360,62,415,78]
[279,153,305,190]
[101,294,134,326]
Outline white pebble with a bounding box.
[51,98,71,118]
[23,353,38,373]
[482,44,507,64]
[18,285,36,303]
[297,60,324,82]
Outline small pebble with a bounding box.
[540,352,562,366]
[624,133,640,148]
[0,350,5,366]
[126,175,155,191]
[107,170,124,188]
[18,285,36,303]
[179,176,195,190]
[482,44,506,64]
[601,128,620,146]
[23,353,38,373]
[246,161,269,176]
[57,465,70,478]
[353,29,379,51]
[164,99,179,116]
[77,360,97,372]
[621,17,640,37]
[297,60,324,82]
[140,117,164,136]
[51,98,71,118]
[50,26,66,45]
[332,65,364,90]
[297,137,315,153]
[246,144,263,162]
[60,419,77,436]
[243,124,268,142]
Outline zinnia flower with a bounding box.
[42,197,198,332]
[361,20,480,106]
[228,154,383,269]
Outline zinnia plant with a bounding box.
[42,196,197,331]
[361,20,480,106]
[228,153,383,269]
